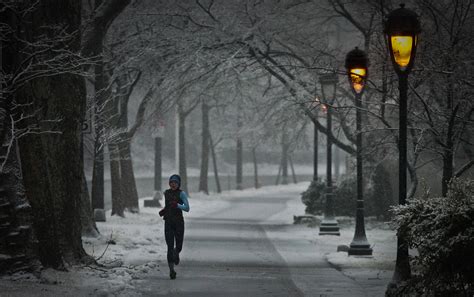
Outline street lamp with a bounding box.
[319,73,340,236]
[384,3,421,282]
[345,47,372,256]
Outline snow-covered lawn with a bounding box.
[83,192,231,267]
[0,192,232,296]
[324,220,396,270]
[320,219,397,288]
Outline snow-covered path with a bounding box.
[1,182,395,296]
[133,183,392,296]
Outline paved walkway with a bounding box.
[137,188,392,296]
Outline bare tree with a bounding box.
[2,0,93,268]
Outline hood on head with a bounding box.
[169,174,181,187]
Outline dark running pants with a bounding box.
[164,218,185,269]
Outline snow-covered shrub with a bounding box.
[333,177,358,216]
[301,179,325,215]
[390,178,474,296]
[301,176,357,216]
[367,164,395,220]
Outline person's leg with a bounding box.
[164,220,177,278]
[174,219,185,265]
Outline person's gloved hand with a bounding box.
[170,201,178,209]
[159,208,166,217]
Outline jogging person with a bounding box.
[159,174,190,279]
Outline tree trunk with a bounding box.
[85,0,130,214]
[81,133,98,237]
[0,92,11,164]
[116,72,140,212]
[106,76,124,216]
[154,137,162,197]
[210,134,221,193]
[275,161,282,185]
[178,106,188,192]
[442,79,456,197]
[198,101,210,194]
[91,58,105,211]
[119,139,139,212]
[17,133,63,268]
[252,147,260,189]
[0,17,14,172]
[110,143,124,217]
[2,2,62,268]
[91,133,105,210]
[236,137,243,190]
[16,0,87,266]
[289,156,297,184]
[442,145,454,196]
[281,138,289,185]
[81,169,98,237]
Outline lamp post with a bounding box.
[313,99,320,181]
[319,73,340,236]
[384,3,421,282]
[313,120,318,181]
[345,47,372,256]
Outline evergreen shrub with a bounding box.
[301,168,396,220]
[301,179,325,215]
[301,176,357,216]
[367,163,395,220]
[390,179,474,296]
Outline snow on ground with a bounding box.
[1,182,396,296]
[324,221,396,270]
[131,163,319,179]
[318,219,397,285]
[0,192,232,297]
[259,181,397,288]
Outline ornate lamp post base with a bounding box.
[348,199,372,256]
[348,241,373,255]
[319,220,340,235]
[319,192,340,235]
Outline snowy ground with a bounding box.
[92,162,330,180]
[0,182,396,296]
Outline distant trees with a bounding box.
[412,0,474,196]
[159,0,474,197]
[82,0,132,217]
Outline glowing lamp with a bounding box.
[321,104,328,114]
[345,47,368,95]
[384,3,420,74]
[319,73,338,105]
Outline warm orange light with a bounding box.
[390,36,413,69]
[350,68,366,94]
[321,104,328,114]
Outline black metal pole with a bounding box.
[313,121,318,181]
[145,136,162,206]
[348,92,372,255]
[393,73,411,281]
[327,109,332,190]
[154,137,162,192]
[319,106,340,235]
